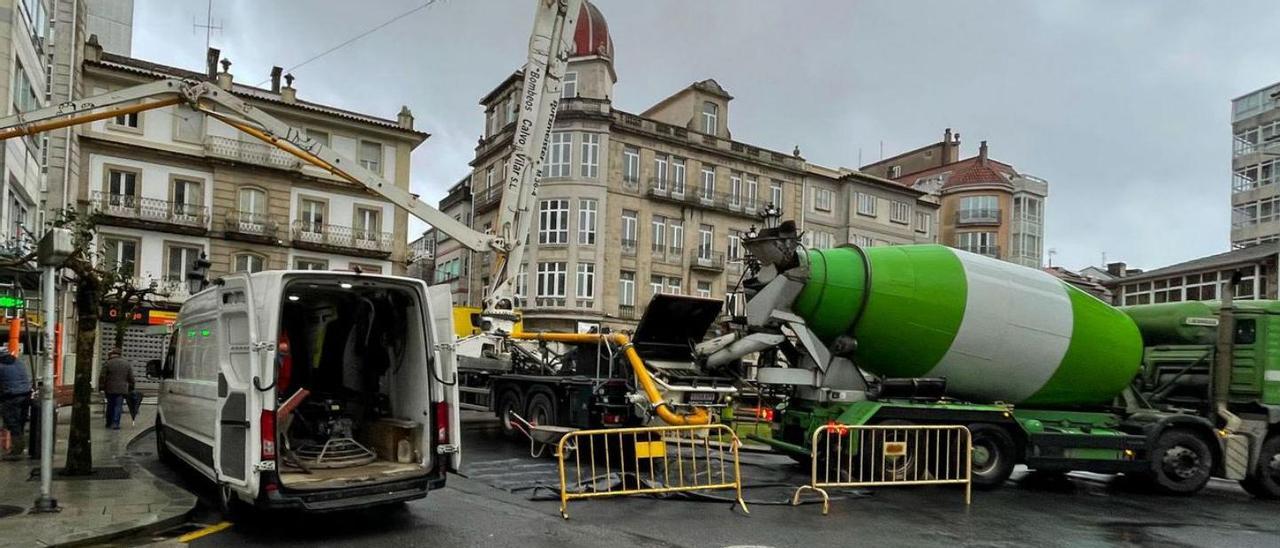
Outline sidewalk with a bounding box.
[0,402,196,547]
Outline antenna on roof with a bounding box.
[193,0,223,58]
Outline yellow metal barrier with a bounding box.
[793,424,972,514]
[556,424,749,519]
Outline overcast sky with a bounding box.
[132,0,1280,271]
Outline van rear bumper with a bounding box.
[259,469,446,512]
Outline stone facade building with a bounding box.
[447,2,937,332]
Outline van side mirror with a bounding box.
[146,359,162,378]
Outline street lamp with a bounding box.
[32,228,72,513]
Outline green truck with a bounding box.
[702,219,1279,497]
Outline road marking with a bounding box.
[177,521,233,543]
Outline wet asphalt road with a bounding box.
[123,412,1280,547]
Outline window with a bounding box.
[295,258,328,270]
[889,165,902,178]
[166,245,202,283]
[851,233,874,248]
[233,253,265,273]
[299,198,326,231]
[548,132,572,177]
[621,210,638,250]
[670,221,684,253]
[237,187,267,225]
[728,231,742,261]
[485,166,494,190]
[654,154,669,190]
[107,168,138,201]
[485,108,496,137]
[580,133,600,178]
[577,199,597,245]
[698,224,714,259]
[696,281,712,298]
[770,180,784,209]
[101,237,138,277]
[915,211,931,235]
[814,188,834,213]
[701,101,718,134]
[171,178,202,217]
[308,129,330,147]
[651,215,666,252]
[958,196,999,222]
[672,158,686,195]
[857,192,879,217]
[173,105,204,143]
[539,199,569,244]
[354,207,381,240]
[701,166,716,200]
[807,230,833,249]
[730,172,742,206]
[111,108,140,130]
[667,276,682,295]
[890,201,910,224]
[745,175,758,209]
[623,146,640,184]
[515,264,528,306]
[955,232,998,256]
[562,71,578,99]
[504,94,517,125]
[576,263,595,301]
[537,262,567,299]
[8,197,27,240]
[358,141,383,174]
[619,271,636,307]
[650,275,664,297]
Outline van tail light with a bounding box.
[435,401,450,445]
[261,410,276,459]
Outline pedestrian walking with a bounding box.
[99,348,135,430]
[0,345,31,460]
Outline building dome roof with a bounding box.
[572,1,613,61]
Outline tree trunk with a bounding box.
[63,277,100,475]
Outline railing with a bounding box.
[792,424,972,515]
[205,135,301,170]
[90,191,209,229]
[556,424,748,519]
[223,210,279,239]
[646,182,765,219]
[617,304,638,320]
[955,209,1001,225]
[691,250,725,271]
[957,245,1000,258]
[290,220,393,254]
[473,186,503,211]
[534,296,567,308]
[620,239,637,256]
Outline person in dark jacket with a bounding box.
[99,348,135,430]
[0,345,31,460]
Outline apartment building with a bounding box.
[0,0,52,256]
[407,230,435,283]
[862,129,1048,268]
[1230,81,1280,249]
[76,41,426,355]
[432,177,472,306]
[1103,245,1278,306]
[456,2,937,332]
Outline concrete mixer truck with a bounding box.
[699,215,1280,497]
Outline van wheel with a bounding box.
[1137,428,1213,495]
[967,423,1016,490]
[1239,435,1280,499]
[525,392,557,428]
[217,484,245,520]
[496,390,523,440]
[154,417,176,465]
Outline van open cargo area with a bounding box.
[273,277,433,490]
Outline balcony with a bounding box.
[290,221,394,259]
[617,304,638,320]
[955,208,1002,225]
[223,210,281,244]
[691,250,726,271]
[959,245,1000,258]
[90,192,209,235]
[473,186,503,213]
[116,276,194,303]
[206,136,301,170]
[645,181,764,219]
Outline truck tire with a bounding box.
[866,419,917,481]
[1137,428,1214,495]
[966,423,1016,490]
[496,390,523,440]
[1239,434,1280,499]
[525,391,558,428]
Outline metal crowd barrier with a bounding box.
[793,424,972,514]
[555,423,749,519]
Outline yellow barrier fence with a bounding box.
[556,424,749,519]
[793,424,972,514]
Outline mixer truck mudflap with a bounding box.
[793,245,1144,407]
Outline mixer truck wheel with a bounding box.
[1138,428,1213,495]
[1239,435,1280,499]
[866,420,918,482]
[965,424,1016,490]
[496,390,523,440]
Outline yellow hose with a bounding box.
[510,332,711,426]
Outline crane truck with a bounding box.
[700,215,1280,498]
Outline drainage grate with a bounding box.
[0,505,24,520]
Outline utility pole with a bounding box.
[33,228,73,513]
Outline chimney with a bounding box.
[941,128,953,166]
[1106,262,1127,278]
[978,140,989,166]
[84,34,103,62]
[280,73,297,103]
[216,58,233,90]
[397,105,415,130]
[270,66,283,93]
[206,47,221,79]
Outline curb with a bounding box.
[53,426,198,547]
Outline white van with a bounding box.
[151,271,460,512]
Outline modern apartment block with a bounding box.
[449,1,938,332]
[0,0,53,255]
[1230,81,1280,249]
[862,129,1048,268]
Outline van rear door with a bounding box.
[426,284,461,471]
[213,274,260,489]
